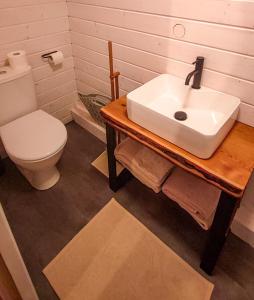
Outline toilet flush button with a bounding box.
[173,24,186,38]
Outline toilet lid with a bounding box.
[0,110,67,161]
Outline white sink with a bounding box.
[127,74,240,159]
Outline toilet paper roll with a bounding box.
[49,51,64,66]
[7,50,29,69]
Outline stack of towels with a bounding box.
[115,137,220,230]
[115,138,174,193]
[162,168,220,230]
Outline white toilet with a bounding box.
[0,64,67,190]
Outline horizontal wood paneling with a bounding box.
[239,103,254,128]
[41,92,77,115]
[0,1,77,123]
[67,0,254,29]
[68,1,254,127]
[25,32,71,55]
[0,18,70,46]
[35,69,75,94]
[0,1,64,9]
[0,2,68,27]
[52,101,77,123]
[76,40,249,91]
[37,80,77,106]
[70,18,254,103]
[68,3,254,56]
[77,80,103,96]
[3,1,251,125]
[70,30,254,81]
[72,34,254,109]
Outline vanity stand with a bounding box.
[101,96,254,275]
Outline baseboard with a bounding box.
[232,219,254,248]
[231,174,254,247]
[232,203,254,247]
[71,102,106,143]
[62,114,73,125]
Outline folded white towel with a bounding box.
[115,138,174,193]
[162,168,220,230]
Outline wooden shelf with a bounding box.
[101,96,254,198]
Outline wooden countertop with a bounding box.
[101,96,254,198]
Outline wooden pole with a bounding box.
[108,41,115,101]
[108,41,121,143]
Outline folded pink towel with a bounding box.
[115,138,174,193]
[162,168,220,230]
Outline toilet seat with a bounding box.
[0,110,67,161]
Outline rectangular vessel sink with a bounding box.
[127,74,240,159]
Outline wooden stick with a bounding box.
[108,41,115,101]
[114,70,121,143]
[108,41,121,143]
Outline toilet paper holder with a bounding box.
[41,51,58,60]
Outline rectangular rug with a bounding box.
[43,199,213,300]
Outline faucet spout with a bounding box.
[185,70,198,86]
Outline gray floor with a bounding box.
[0,122,254,300]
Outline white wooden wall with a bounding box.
[67,0,254,127]
[0,0,78,124]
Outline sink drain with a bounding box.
[174,111,187,121]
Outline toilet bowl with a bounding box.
[0,110,67,190]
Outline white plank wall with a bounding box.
[67,0,254,127]
[0,0,78,124]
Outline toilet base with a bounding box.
[9,145,65,191]
[17,165,60,190]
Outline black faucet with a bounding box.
[185,56,204,89]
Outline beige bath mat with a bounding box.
[43,199,214,300]
[91,150,124,177]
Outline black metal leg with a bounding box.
[0,155,5,176]
[106,124,117,190]
[106,124,132,192]
[200,191,239,275]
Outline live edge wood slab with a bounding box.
[101,96,254,199]
[101,95,254,275]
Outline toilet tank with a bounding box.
[0,66,37,126]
